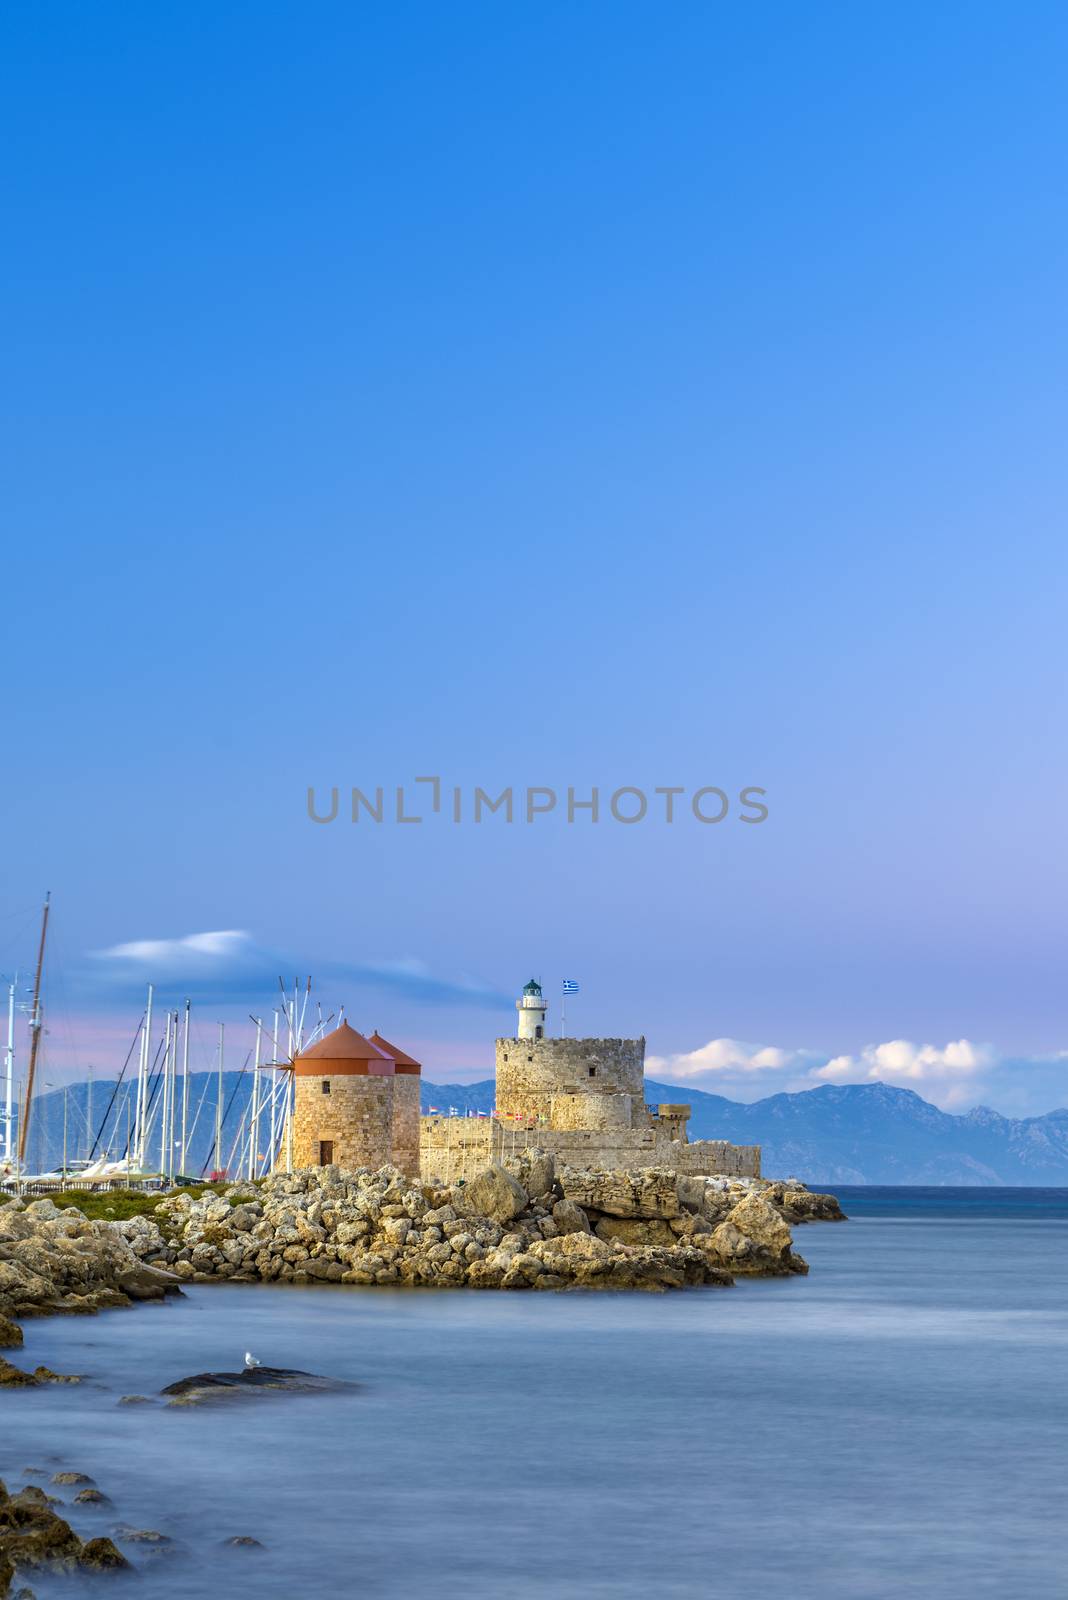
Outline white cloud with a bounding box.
[92,929,257,980]
[647,1037,822,1084]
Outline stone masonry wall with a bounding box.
[419,1117,494,1182]
[293,1073,395,1169]
[495,1038,647,1122]
[419,1118,761,1181]
[550,1091,633,1130]
[390,1075,421,1178]
[676,1140,761,1178]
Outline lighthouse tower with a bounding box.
[516,977,548,1040]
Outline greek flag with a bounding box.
[562,978,580,993]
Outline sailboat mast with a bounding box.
[159,1010,172,1176]
[248,1017,262,1179]
[3,976,15,1168]
[180,1000,190,1176]
[215,1022,224,1179]
[269,1011,279,1172]
[16,892,51,1167]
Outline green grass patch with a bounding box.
[55,1184,229,1222]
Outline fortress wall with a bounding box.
[419,1119,757,1179]
[495,1038,646,1120]
[420,1117,494,1182]
[551,1091,632,1130]
[292,1074,395,1169]
[676,1140,761,1178]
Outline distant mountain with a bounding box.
[14,1075,1068,1186]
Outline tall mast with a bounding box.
[3,975,15,1168]
[159,1010,172,1176]
[248,1017,262,1179]
[17,892,51,1167]
[269,1010,279,1172]
[135,984,154,1171]
[167,1010,178,1182]
[180,1000,190,1176]
[215,1022,224,1179]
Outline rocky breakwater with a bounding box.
[117,1156,843,1293]
[0,1195,180,1362]
[1,1478,128,1596]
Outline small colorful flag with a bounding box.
[428,1105,441,1113]
[562,978,580,993]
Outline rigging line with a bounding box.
[123,1033,166,1160]
[88,1018,144,1159]
[200,1048,253,1177]
[184,1071,214,1161]
[138,1031,173,1155]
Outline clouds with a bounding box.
[648,1034,1018,1110]
[91,930,265,987]
[87,929,509,1011]
[647,1038,821,1080]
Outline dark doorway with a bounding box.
[319,1140,334,1165]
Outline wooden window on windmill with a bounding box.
[588,1067,596,1077]
[322,1080,331,1094]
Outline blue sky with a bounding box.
[2,3,1067,1114]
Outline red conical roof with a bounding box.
[293,1021,394,1076]
[370,1031,422,1075]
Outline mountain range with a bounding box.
[11,1075,1068,1186]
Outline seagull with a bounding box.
[244,1351,261,1370]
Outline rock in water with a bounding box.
[160,1366,355,1405]
[707,1193,808,1276]
[79,1537,130,1570]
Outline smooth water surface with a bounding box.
[3,1189,1066,1599]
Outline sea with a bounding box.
[3,1187,1066,1600]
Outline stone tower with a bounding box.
[516,977,547,1041]
[290,1023,395,1169]
[370,1030,421,1178]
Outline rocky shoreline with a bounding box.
[1,1467,264,1594]
[123,1155,841,1291]
[1,1155,845,1351]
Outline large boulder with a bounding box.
[457,1165,528,1226]
[558,1167,680,1219]
[762,1183,847,1223]
[550,1199,590,1236]
[707,1193,807,1276]
[504,1149,555,1200]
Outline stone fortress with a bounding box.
[421,978,760,1180]
[285,977,760,1181]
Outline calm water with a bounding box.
[3,1188,1067,1599]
